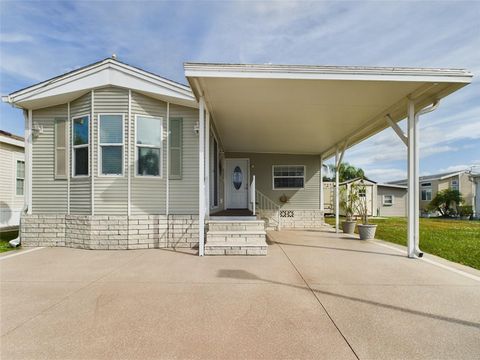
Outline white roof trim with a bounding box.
[377,183,407,189]
[4,58,196,109]
[185,63,473,84]
[0,135,25,148]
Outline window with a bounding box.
[72,116,89,176]
[169,118,182,179]
[273,165,305,189]
[99,114,123,176]
[383,194,394,206]
[136,116,162,176]
[55,118,68,178]
[451,179,459,191]
[421,182,432,201]
[16,160,25,196]
[359,188,366,197]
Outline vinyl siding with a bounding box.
[225,152,320,210]
[31,104,68,213]
[459,173,474,206]
[377,186,407,217]
[169,104,199,214]
[93,87,128,215]
[0,142,25,225]
[70,92,92,214]
[130,91,167,215]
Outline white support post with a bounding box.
[205,110,210,219]
[198,97,206,256]
[127,90,132,217]
[335,147,340,233]
[407,100,415,258]
[166,101,170,216]
[67,102,71,215]
[90,90,95,216]
[320,155,324,212]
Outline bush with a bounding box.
[427,189,464,217]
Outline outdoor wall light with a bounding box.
[194,121,199,135]
[32,122,44,138]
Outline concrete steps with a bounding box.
[205,219,268,256]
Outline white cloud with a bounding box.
[0,33,34,43]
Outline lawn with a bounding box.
[324,217,480,270]
[0,230,20,253]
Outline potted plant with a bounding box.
[356,181,377,240]
[340,183,359,234]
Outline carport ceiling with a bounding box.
[185,63,472,159]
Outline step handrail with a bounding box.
[255,189,280,229]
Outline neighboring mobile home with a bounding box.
[0,130,25,231]
[2,57,472,256]
[389,170,476,213]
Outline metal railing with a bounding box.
[250,175,256,215]
[255,189,280,229]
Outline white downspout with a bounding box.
[166,102,170,216]
[413,100,440,257]
[67,102,71,215]
[407,100,416,258]
[127,90,132,217]
[205,110,210,219]
[90,90,95,216]
[320,155,324,214]
[27,109,33,215]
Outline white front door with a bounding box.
[226,159,249,209]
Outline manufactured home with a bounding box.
[2,57,472,257]
[0,130,25,231]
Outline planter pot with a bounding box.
[358,224,377,240]
[342,220,356,234]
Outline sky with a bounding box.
[0,0,479,182]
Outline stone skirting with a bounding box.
[21,214,198,250]
[279,209,324,229]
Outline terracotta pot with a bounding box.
[342,220,356,234]
[358,224,377,240]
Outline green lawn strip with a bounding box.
[324,217,480,270]
[0,230,20,253]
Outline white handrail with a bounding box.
[255,189,281,229]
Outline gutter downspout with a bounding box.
[413,100,440,258]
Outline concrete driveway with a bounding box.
[1,229,479,360]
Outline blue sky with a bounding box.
[1,0,479,182]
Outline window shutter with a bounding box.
[169,118,183,179]
[55,118,68,178]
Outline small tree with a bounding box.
[427,189,464,217]
[355,181,370,224]
[340,183,360,221]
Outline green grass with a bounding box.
[324,217,480,270]
[0,230,20,253]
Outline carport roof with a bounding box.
[185,63,473,159]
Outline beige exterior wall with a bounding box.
[225,152,321,210]
[0,141,25,227]
[377,186,407,217]
[459,173,474,206]
[29,86,199,217]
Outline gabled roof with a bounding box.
[2,58,197,110]
[388,170,467,185]
[0,130,24,148]
[339,177,376,185]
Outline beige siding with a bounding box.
[70,93,92,214]
[130,91,167,215]
[169,104,199,214]
[93,87,129,215]
[225,153,320,210]
[377,186,407,217]
[31,105,68,213]
[459,173,474,206]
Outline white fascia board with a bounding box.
[377,183,407,189]
[439,171,465,180]
[185,63,473,83]
[0,136,25,148]
[8,59,196,107]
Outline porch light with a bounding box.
[32,122,43,138]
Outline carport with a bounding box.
[185,63,472,257]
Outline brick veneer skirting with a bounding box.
[279,209,325,229]
[21,214,199,250]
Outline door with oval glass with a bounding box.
[225,158,249,209]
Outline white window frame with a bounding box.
[451,179,459,191]
[134,114,163,178]
[72,114,90,178]
[383,194,394,206]
[97,113,125,177]
[15,159,25,196]
[272,165,306,190]
[421,182,432,201]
